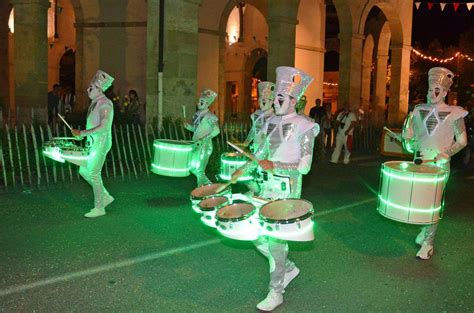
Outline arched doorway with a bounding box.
[59,49,75,91]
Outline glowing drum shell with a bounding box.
[218,152,252,181]
[43,140,64,163]
[215,202,259,241]
[151,139,194,177]
[190,183,232,213]
[60,145,89,167]
[197,196,230,228]
[259,199,314,242]
[377,161,447,225]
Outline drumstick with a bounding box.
[227,141,259,162]
[214,163,248,193]
[383,127,402,142]
[57,113,73,131]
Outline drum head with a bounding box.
[198,196,228,211]
[191,183,228,198]
[216,203,255,221]
[383,161,445,176]
[260,199,313,223]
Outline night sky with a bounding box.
[412,1,474,48]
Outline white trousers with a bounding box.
[331,132,351,163]
[79,146,111,209]
[254,236,295,293]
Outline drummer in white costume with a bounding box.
[241,82,275,195]
[234,67,319,311]
[403,67,468,259]
[185,89,220,186]
[71,70,115,218]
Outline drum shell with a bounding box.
[198,196,230,228]
[60,147,89,167]
[218,152,252,181]
[377,161,446,225]
[215,203,259,241]
[258,199,314,242]
[190,184,232,213]
[151,139,193,177]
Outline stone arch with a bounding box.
[361,33,374,109]
[217,1,268,122]
[358,1,404,46]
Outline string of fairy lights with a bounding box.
[322,48,474,86]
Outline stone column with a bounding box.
[388,44,411,127]
[360,61,372,109]
[146,0,160,125]
[267,0,299,81]
[373,53,389,126]
[11,0,49,124]
[162,0,201,120]
[338,33,364,110]
[0,2,11,123]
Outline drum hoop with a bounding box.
[215,203,256,222]
[190,184,231,200]
[198,196,229,211]
[259,198,314,224]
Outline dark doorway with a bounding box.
[59,49,75,91]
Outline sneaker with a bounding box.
[415,229,425,246]
[84,208,106,218]
[283,266,300,289]
[343,159,350,164]
[416,243,434,260]
[329,160,338,164]
[103,194,115,208]
[256,290,283,311]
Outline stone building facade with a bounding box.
[0,0,413,127]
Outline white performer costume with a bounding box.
[403,67,468,259]
[242,82,275,195]
[186,89,220,186]
[253,67,318,311]
[330,106,357,164]
[74,70,115,218]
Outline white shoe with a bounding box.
[329,160,338,164]
[283,267,300,289]
[415,230,425,246]
[103,194,115,208]
[256,290,283,311]
[416,243,434,260]
[84,208,106,218]
[343,159,350,164]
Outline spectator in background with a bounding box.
[321,103,333,149]
[309,98,325,124]
[48,84,61,127]
[330,102,357,164]
[63,86,75,115]
[127,89,141,124]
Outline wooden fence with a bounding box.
[0,120,380,192]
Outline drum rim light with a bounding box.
[153,142,193,152]
[259,199,314,224]
[198,196,229,212]
[190,183,231,200]
[378,195,442,213]
[151,163,191,172]
[381,168,446,183]
[215,203,256,222]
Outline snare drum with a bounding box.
[215,202,259,241]
[198,196,230,228]
[377,161,447,225]
[151,139,194,177]
[218,152,252,181]
[190,183,232,213]
[60,144,89,167]
[259,199,314,242]
[43,140,65,163]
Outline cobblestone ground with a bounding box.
[1,154,473,312]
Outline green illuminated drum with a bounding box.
[377,161,447,225]
[43,138,89,167]
[218,152,252,181]
[151,139,193,177]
